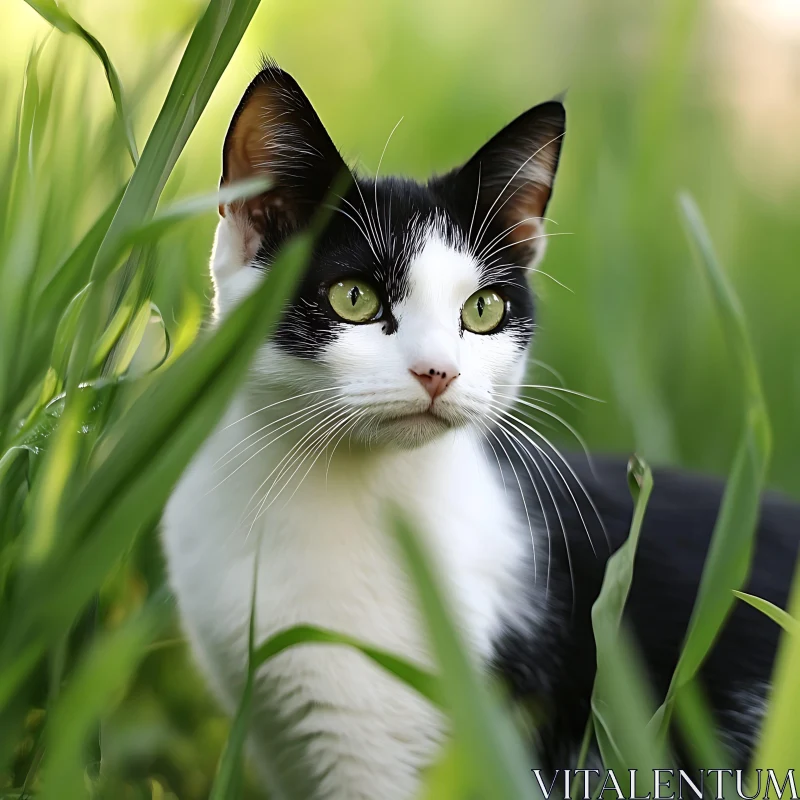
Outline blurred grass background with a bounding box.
[2,0,799,797]
[8,0,800,492]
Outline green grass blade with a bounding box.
[651,194,772,730]
[90,179,267,376]
[0,232,310,686]
[67,236,310,592]
[91,285,140,372]
[125,177,270,246]
[1,178,264,486]
[593,455,652,631]
[209,564,258,800]
[18,188,125,412]
[67,0,262,398]
[91,0,262,280]
[39,285,90,403]
[590,456,667,787]
[253,624,442,707]
[678,193,767,411]
[105,301,169,378]
[37,599,167,800]
[22,0,139,165]
[32,188,123,328]
[592,630,666,793]
[667,419,769,690]
[420,742,468,800]
[751,562,800,779]
[733,590,800,634]
[672,678,731,770]
[0,48,43,420]
[388,505,541,800]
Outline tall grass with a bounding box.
[1,1,799,798]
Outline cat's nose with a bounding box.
[409,364,459,400]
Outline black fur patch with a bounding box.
[490,451,800,772]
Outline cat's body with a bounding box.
[162,60,799,798]
[164,395,534,798]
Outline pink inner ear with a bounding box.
[225,85,275,184]
[221,85,288,233]
[502,178,550,249]
[511,219,541,244]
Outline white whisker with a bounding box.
[334,194,383,264]
[277,412,362,513]
[253,407,357,522]
[352,176,384,260]
[221,386,340,430]
[374,116,404,256]
[496,392,592,461]
[487,402,597,556]
[480,231,573,266]
[495,384,603,403]
[467,162,482,251]
[492,419,564,599]
[476,215,557,264]
[241,405,352,528]
[529,359,566,387]
[492,403,610,554]
[327,203,381,264]
[478,418,538,586]
[466,408,506,496]
[214,395,343,467]
[473,132,565,247]
[208,400,347,494]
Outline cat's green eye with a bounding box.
[461,289,506,334]
[328,279,382,323]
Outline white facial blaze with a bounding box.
[315,222,529,443]
[395,232,476,376]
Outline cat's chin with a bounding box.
[356,410,459,450]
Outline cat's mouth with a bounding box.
[368,405,465,442]
[375,407,443,423]
[341,396,472,446]
[394,410,442,424]
[372,410,452,446]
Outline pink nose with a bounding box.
[410,365,459,400]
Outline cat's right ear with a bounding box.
[219,60,351,258]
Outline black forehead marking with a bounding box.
[269,174,535,360]
[321,176,464,305]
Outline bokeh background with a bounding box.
[3,0,800,796]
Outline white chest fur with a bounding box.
[162,391,533,799]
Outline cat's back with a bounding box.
[493,448,800,768]
[564,455,799,695]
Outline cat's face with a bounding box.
[213,61,564,449]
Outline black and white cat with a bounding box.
[162,61,800,798]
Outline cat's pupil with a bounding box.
[476,295,485,317]
[348,286,360,306]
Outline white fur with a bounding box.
[162,213,538,799]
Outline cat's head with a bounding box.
[213,60,564,449]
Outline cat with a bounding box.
[162,60,800,798]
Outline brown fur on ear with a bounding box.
[220,61,350,239]
[449,100,565,263]
[503,127,562,247]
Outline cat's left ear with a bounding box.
[219,60,351,241]
[443,100,565,265]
